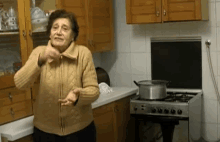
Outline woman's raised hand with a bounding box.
[40,42,60,63]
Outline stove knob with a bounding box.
[171,109,176,114]
[178,110,182,114]
[151,108,156,113]
[164,109,169,114]
[158,108,163,113]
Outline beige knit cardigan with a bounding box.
[14,41,100,136]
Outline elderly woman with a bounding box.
[14,9,100,142]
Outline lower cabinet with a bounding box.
[1,95,135,142]
[93,95,135,142]
[0,87,33,125]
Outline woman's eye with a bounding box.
[52,26,58,29]
[63,28,68,31]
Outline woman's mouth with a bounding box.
[55,37,64,41]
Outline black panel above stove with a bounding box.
[151,40,202,89]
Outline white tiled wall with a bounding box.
[99,0,220,141]
[92,53,101,67]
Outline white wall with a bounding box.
[92,53,101,67]
[100,0,220,141]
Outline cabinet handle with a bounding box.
[10,108,15,117]
[92,40,95,47]
[29,30,32,37]
[8,92,12,101]
[156,11,160,17]
[114,106,119,112]
[163,9,166,16]
[88,40,92,47]
[89,40,94,47]
[22,30,26,38]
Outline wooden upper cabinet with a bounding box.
[126,0,162,24]
[162,0,208,22]
[126,0,209,24]
[60,0,89,48]
[88,0,114,52]
[58,0,114,53]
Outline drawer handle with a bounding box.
[156,11,160,17]
[8,93,12,100]
[10,108,15,116]
[163,9,166,16]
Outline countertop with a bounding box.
[0,87,138,141]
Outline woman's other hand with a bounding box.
[58,89,81,106]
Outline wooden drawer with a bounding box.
[0,100,33,125]
[93,102,115,117]
[0,87,31,108]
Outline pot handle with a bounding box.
[133,80,140,87]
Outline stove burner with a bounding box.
[136,92,196,102]
[164,92,195,102]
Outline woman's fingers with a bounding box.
[58,98,75,106]
[58,99,67,103]
[61,101,72,106]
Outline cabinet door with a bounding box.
[162,0,204,22]
[113,97,131,142]
[56,0,89,49]
[88,0,114,53]
[0,0,28,90]
[93,103,115,142]
[126,0,162,24]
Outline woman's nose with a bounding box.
[57,28,62,34]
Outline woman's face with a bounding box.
[50,18,74,52]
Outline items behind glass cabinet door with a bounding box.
[0,3,18,31]
[0,49,21,77]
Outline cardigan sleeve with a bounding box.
[76,50,100,106]
[14,47,42,90]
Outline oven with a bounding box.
[130,36,203,142]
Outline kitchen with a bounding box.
[0,0,219,142]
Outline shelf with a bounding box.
[0,29,47,36]
[0,31,19,35]
[32,29,47,34]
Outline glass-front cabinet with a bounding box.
[0,0,56,125]
[0,0,55,90]
[0,0,26,90]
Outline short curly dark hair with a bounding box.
[47,9,79,41]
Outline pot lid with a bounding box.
[137,80,169,86]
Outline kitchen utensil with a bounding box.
[134,80,170,100]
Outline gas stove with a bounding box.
[130,89,203,118]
